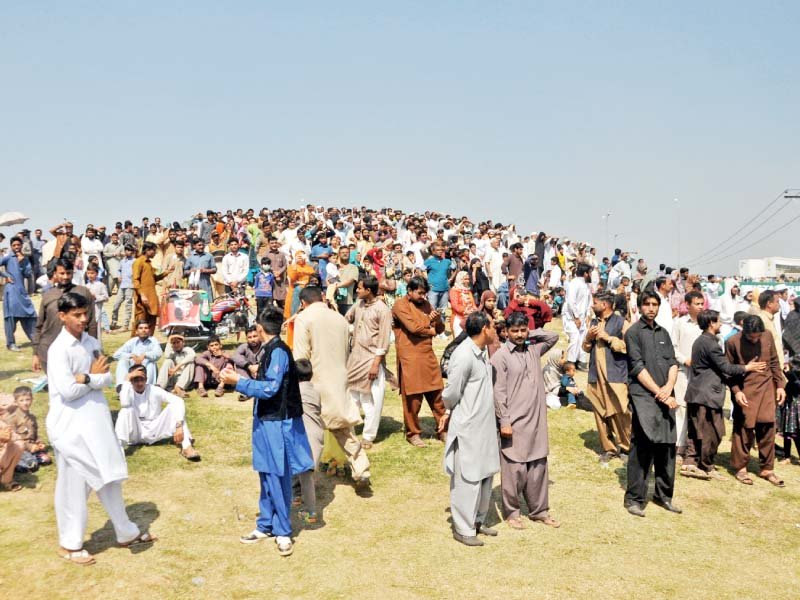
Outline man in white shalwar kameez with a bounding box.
[115,365,201,461]
[443,312,500,547]
[563,264,592,367]
[46,292,154,566]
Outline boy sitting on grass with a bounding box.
[4,386,52,472]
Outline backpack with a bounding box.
[440,331,468,378]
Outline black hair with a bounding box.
[295,358,313,382]
[9,236,22,246]
[742,315,766,334]
[85,264,99,273]
[128,364,147,377]
[697,309,719,331]
[733,311,748,326]
[207,335,221,345]
[576,263,592,279]
[594,291,615,306]
[299,286,323,304]
[505,311,529,329]
[638,290,661,308]
[142,241,157,252]
[360,275,379,296]
[227,238,239,246]
[245,325,258,334]
[257,306,284,335]
[407,276,429,293]
[13,386,33,398]
[54,257,75,272]
[758,290,776,310]
[260,256,271,265]
[465,311,490,336]
[57,291,88,312]
[685,290,704,305]
[124,244,136,252]
[655,276,669,291]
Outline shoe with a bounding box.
[238,394,248,402]
[625,503,646,517]
[361,439,373,450]
[530,514,561,528]
[651,498,682,514]
[354,477,373,497]
[453,532,484,547]
[276,536,293,556]
[407,434,426,448]
[476,523,498,536]
[599,451,616,464]
[180,446,201,462]
[7,344,20,352]
[239,529,272,544]
[215,386,225,397]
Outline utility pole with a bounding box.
[603,212,611,258]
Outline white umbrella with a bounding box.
[0,211,29,227]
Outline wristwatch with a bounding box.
[80,373,91,384]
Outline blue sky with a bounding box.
[2,1,798,273]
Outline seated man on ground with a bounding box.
[0,396,24,492]
[115,365,200,461]
[4,386,51,472]
[231,325,263,402]
[113,320,163,390]
[194,335,234,397]
[156,332,196,398]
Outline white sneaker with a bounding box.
[276,536,293,556]
[240,529,271,544]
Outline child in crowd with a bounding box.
[253,257,276,316]
[560,361,585,409]
[778,355,800,464]
[85,264,110,342]
[5,386,51,472]
[194,336,234,397]
[294,359,324,524]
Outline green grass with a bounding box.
[2,310,800,599]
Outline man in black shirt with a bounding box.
[623,290,681,517]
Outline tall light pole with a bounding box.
[602,212,611,258]
[674,198,680,267]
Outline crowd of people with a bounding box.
[0,204,798,558]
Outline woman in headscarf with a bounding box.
[468,257,490,303]
[477,290,504,356]
[448,270,477,337]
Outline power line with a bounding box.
[685,194,794,266]
[691,207,800,267]
[683,189,791,266]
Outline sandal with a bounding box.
[58,547,96,566]
[180,447,201,462]
[0,481,22,492]
[118,531,158,548]
[197,387,208,398]
[735,470,754,485]
[759,472,786,488]
[680,465,711,480]
[506,517,526,530]
[215,386,225,397]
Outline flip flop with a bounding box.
[119,532,158,548]
[58,548,96,566]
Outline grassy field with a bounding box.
[1,308,800,599]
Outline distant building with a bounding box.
[739,256,800,279]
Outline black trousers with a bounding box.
[624,415,676,507]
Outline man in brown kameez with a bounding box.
[345,276,392,449]
[32,258,97,373]
[492,311,561,529]
[582,291,631,464]
[131,241,172,336]
[725,314,786,487]
[392,276,447,448]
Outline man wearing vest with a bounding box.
[219,306,314,557]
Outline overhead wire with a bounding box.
[691,207,800,267]
[683,189,788,266]
[685,194,794,266]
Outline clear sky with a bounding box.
[2,1,798,274]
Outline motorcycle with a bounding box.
[160,286,255,347]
